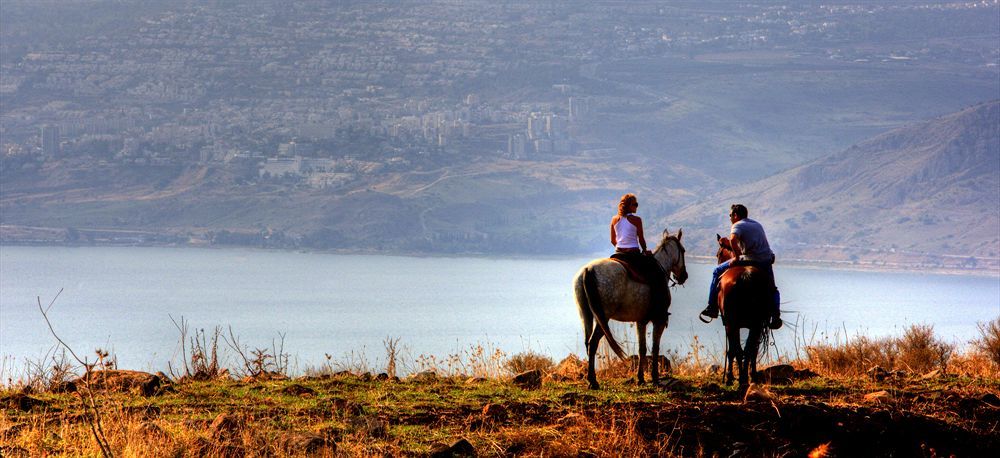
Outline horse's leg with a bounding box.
[725,326,740,386]
[746,327,762,384]
[587,325,605,390]
[738,329,755,388]
[636,321,648,385]
[651,321,665,384]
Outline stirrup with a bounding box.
[699,311,716,323]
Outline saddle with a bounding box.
[723,260,776,291]
[609,255,651,285]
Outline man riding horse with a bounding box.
[699,204,782,330]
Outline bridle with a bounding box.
[654,236,685,288]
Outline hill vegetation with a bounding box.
[2,322,998,456]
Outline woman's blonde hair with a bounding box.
[618,193,637,216]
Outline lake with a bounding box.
[1,245,997,375]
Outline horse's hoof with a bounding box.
[588,383,600,390]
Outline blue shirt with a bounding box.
[732,218,774,263]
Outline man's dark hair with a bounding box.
[730,204,748,219]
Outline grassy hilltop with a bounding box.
[3,322,999,457]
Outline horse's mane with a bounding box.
[716,244,734,265]
[654,231,684,255]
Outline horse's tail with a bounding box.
[574,272,593,350]
[583,266,627,360]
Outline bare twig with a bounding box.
[168,314,190,378]
[383,337,400,379]
[37,289,114,458]
[224,325,254,377]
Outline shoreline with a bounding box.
[3,238,998,278]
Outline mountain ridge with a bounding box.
[666,100,1000,271]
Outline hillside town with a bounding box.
[3,1,995,185]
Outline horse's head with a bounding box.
[716,233,735,265]
[654,228,688,285]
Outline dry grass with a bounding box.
[803,324,966,377]
[5,320,999,456]
[806,335,897,377]
[972,318,1000,367]
[896,324,953,373]
[504,351,555,374]
[413,343,509,378]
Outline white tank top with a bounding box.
[614,214,640,249]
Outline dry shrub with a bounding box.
[806,335,896,377]
[414,344,508,378]
[972,318,1000,367]
[806,325,957,377]
[504,351,555,375]
[948,352,998,377]
[896,324,953,373]
[17,350,77,392]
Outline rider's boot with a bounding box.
[699,303,719,322]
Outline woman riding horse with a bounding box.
[573,194,688,389]
[610,193,668,309]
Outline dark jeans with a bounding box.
[707,260,780,317]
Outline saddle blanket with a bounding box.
[609,256,650,285]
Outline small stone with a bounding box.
[481,403,507,420]
[277,431,328,454]
[864,390,891,403]
[512,369,542,389]
[412,370,437,382]
[867,366,890,381]
[920,369,941,380]
[375,373,389,381]
[281,383,316,396]
[430,438,476,457]
[2,393,49,412]
[209,413,241,440]
[759,364,796,384]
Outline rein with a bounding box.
[654,236,684,288]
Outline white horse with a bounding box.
[573,229,688,389]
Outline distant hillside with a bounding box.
[667,101,1000,272]
[0,152,709,255]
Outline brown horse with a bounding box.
[573,229,688,389]
[715,235,771,387]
